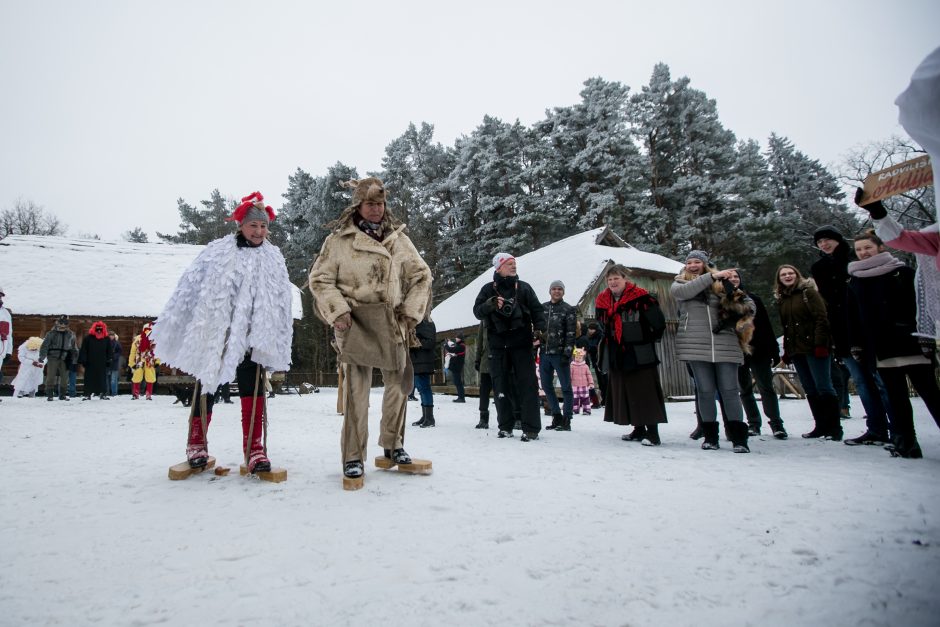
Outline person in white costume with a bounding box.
[150,192,294,473]
[12,337,44,397]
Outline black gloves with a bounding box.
[854,187,888,220]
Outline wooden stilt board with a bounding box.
[239,464,287,483]
[168,456,216,480]
[374,456,433,474]
[343,475,364,491]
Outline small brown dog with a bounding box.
[712,279,754,354]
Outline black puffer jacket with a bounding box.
[410,320,437,375]
[540,299,577,357]
[473,274,546,349]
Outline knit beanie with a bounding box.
[686,250,710,265]
[492,252,515,271]
[550,280,565,291]
[813,225,845,245]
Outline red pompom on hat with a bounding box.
[227,191,276,224]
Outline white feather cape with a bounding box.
[150,235,293,390]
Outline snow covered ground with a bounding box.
[2,390,939,627]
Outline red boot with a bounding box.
[241,396,270,473]
[131,382,140,399]
[145,383,153,400]
[186,412,212,468]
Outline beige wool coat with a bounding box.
[308,221,432,368]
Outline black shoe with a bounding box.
[384,448,412,464]
[556,415,571,432]
[82,396,91,401]
[47,396,55,402]
[453,397,466,403]
[772,429,788,440]
[622,427,646,442]
[475,420,489,429]
[188,456,208,469]
[802,426,827,439]
[844,430,888,446]
[689,425,703,440]
[252,460,272,473]
[224,399,234,404]
[888,435,923,459]
[344,460,364,478]
[497,430,514,439]
[521,432,539,442]
[546,413,561,430]
[747,426,760,436]
[411,417,426,427]
[407,394,417,401]
[701,422,720,450]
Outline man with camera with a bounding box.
[473,253,547,441]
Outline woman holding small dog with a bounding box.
[671,251,753,453]
[774,264,842,441]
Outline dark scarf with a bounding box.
[596,283,650,344]
[353,213,384,242]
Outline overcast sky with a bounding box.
[1,0,937,241]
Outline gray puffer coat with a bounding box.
[670,273,746,364]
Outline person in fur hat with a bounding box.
[12,336,44,397]
[150,191,294,474]
[78,320,113,400]
[39,316,78,401]
[308,178,432,482]
[129,322,158,400]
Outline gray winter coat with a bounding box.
[670,273,746,364]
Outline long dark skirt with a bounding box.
[604,366,667,426]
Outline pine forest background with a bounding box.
[141,65,937,374]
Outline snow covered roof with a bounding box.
[431,227,684,333]
[0,235,303,319]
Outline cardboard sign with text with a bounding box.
[859,154,933,205]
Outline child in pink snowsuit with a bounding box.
[570,348,595,414]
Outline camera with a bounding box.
[498,298,515,316]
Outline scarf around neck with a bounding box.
[596,283,649,344]
[847,251,906,278]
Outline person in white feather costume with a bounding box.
[150,191,294,473]
[308,178,432,481]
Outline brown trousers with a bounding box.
[340,363,407,464]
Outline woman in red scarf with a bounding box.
[595,264,668,445]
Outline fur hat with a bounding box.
[342,177,387,208]
[550,280,565,291]
[25,336,42,351]
[228,192,276,225]
[492,252,515,271]
[686,250,710,265]
[56,315,69,326]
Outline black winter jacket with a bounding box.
[811,243,852,354]
[410,320,437,375]
[847,264,921,362]
[473,274,547,349]
[540,299,577,357]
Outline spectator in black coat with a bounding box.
[410,318,438,428]
[586,321,606,404]
[811,225,894,446]
[443,334,466,402]
[540,280,577,430]
[473,252,547,441]
[107,331,123,397]
[728,270,787,439]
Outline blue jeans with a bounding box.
[68,369,77,397]
[108,369,119,396]
[841,353,893,437]
[689,361,744,423]
[539,353,574,417]
[791,354,835,397]
[413,373,433,406]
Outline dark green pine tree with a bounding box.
[157,189,235,245]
